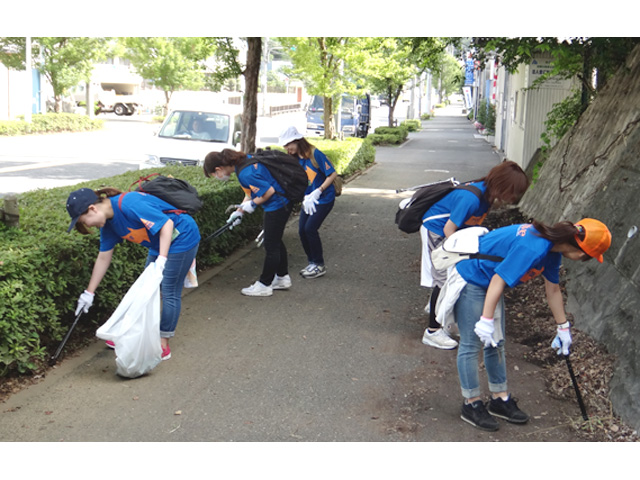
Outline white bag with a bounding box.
[431,226,502,270]
[96,263,163,378]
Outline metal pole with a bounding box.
[25,36,32,123]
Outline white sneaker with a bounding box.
[301,264,326,279]
[241,281,273,297]
[271,274,292,290]
[300,263,317,275]
[422,328,458,350]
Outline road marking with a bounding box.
[0,160,78,174]
[399,138,412,149]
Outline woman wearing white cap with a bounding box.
[280,126,338,279]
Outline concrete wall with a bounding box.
[519,44,640,430]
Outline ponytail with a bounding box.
[532,220,584,248]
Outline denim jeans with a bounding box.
[259,203,293,286]
[146,243,199,338]
[454,282,507,399]
[298,200,334,266]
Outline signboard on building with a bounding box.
[464,58,475,86]
[528,58,571,89]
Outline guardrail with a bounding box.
[269,104,302,116]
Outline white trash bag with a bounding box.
[96,263,163,378]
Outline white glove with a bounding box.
[75,290,94,315]
[308,188,322,203]
[226,210,243,229]
[240,200,256,214]
[551,322,572,355]
[302,195,317,215]
[474,316,497,348]
[155,255,167,273]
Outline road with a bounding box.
[0,106,396,197]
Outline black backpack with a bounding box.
[395,179,482,234]
[238,150,309,203]
[119,173,203,215]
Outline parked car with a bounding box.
[140,103,242,170]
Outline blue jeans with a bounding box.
[146,244,199,338]
[298,201,334,266]
[454,282,507,399]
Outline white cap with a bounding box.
[279,126,304,146]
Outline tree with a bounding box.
[206,37,262,153]
[363,37,450,126]
[278,37,371,139]
[0,37,108,112]
[122,37,217,113]
[471,37,640,113]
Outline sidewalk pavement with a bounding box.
[1,101,580,444]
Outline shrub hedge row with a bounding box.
[0,113,104,136]
[0,137,375,376]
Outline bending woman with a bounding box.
[67,187,201,360]
[280,126,338,279]
[437,218,611,431]
[204,148,292,297]
[420,160,529,350]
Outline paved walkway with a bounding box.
[1,102,581,448]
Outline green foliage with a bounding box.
[540,89,583,154]
[401,119,421,132]
[476,99,496,133]
[0,113,103,136]
[368,125,410,145]
[0,37,111,112]
[0,139,374,377]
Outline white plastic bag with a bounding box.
[183,258,198,288]
[96,263,163,378]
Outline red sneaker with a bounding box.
[161,344,171,360]
[105,340,115,349]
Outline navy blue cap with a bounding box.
[66,188,99,232]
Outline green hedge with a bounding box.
[367,125,410,146]
[0,113,104,136]
[0,138,375,376]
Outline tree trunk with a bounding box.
[242,37,262,153]
[323,95,335,139]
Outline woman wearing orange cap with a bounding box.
[438,218,611,431]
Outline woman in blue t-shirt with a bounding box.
[445,218,611,431]
[66,187,201,360]
[204,148,293,297]
[280,126,338,279]
[419,161,529,350]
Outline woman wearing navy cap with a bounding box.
[66,187,200,360]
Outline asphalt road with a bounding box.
[1,102,588,472]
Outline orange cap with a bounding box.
[575,218,612,263]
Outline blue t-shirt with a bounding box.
[422,181,490,237]
[300,148,336,204]
[236,160,289,212]
[100,192,201,256]
[456,223,562,289]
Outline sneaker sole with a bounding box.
[162,354,171,361]
[301,271,326,279]
[488,409,530,424]
[241,290,273,297]
[460,414,500,432]
[271,285,291,290]
[421,334,458,350]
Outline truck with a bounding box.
[305,93,371,138]
[72,64,144,116]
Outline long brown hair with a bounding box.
[203,149,248,177]
[291,137,314,159]
[532,220,584,249]
[479,160,529,205]
[74,187,123,235]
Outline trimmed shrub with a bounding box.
[0,113,103,136]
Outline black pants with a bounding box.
[259,203,293,286]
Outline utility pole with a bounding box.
[25,37,32,123]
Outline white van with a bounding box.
[140,101,242,170]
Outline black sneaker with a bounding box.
[461,400,500,431]
[488,396,530,424]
